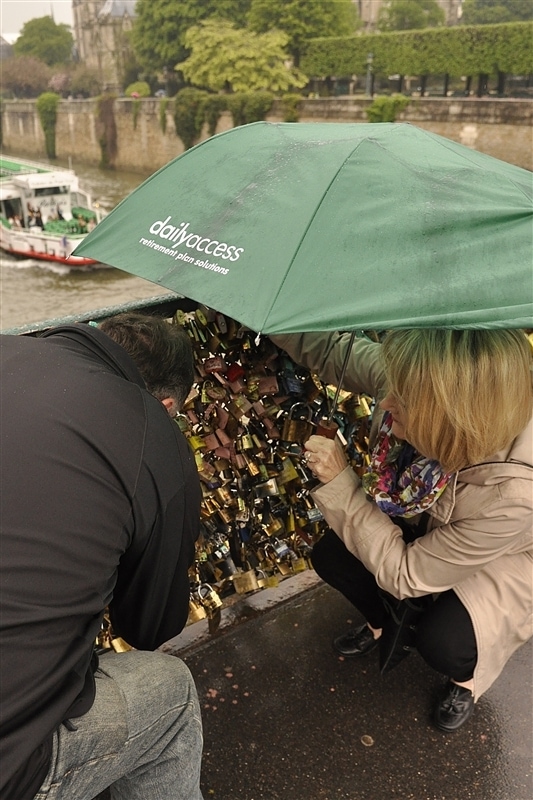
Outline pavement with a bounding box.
[160,575,533,800]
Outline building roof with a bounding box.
[98,0,137,18]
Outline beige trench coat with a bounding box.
[272,332,533,699]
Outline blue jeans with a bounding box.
[34,650,204,800]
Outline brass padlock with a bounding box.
[281,403,314,444]
[196,583,223,612]
[232,569,259,594]
[188,597,207,623]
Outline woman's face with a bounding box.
[380,392,408,440]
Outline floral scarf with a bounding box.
[361,412,453,518]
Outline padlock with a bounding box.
[281,403,314,444]
[291,556,308,574]
[204,355,227,374]
[111,636,133,653]
[254,478,280,498]
[196,582,223,612]
[232,569,259,594]
[188,597,207,622]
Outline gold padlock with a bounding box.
[281,403,314,444]
[232,569,259,594]
[196,583,223,612]
[188,598,207,623]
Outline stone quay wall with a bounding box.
[2,96,531,172]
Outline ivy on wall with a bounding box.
[173,89,274,149]
[95,93,118,169]
[159,98,169,134]
[36,92,60,159]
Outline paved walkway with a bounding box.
[171,580,532,800]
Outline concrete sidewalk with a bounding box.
[169,580,532,800]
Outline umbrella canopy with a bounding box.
[74,122,533,332]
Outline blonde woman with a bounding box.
[271,329,533,732]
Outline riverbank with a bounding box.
[2,96,532,172]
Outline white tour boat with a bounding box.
[0,155,106,267]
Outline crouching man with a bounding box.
[1,313,203,800]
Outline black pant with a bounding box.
[311,527,478,682]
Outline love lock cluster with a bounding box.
[174,306,375,628]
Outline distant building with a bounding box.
[0,36,14,60]
[356,0,463,30]
[72,0,137,91]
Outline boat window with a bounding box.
[34,186,69,197]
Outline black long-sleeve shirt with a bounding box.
[0,324,201,799]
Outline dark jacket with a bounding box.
[0,324,201,799]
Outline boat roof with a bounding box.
[0,156,75,180]
[0,157,78,192]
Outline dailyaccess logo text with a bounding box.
[149,216,244,262]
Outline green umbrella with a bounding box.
[74,122,533,332]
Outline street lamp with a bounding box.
[365,52,374,98]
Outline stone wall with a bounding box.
[2,96,531,172]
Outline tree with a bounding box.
[378,0,445,31]
[177,20,308,93]
[69,65,102,98]
[13,17,74,66]
[461,0,533,25]
[248,0,359,65]
[0,56,51,98]
[131,0,252,74]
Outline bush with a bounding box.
[70,64,101,98]
[366,94,410,122]
[280,93,303,122]
[0,56,51,98]
[124,81,151,98]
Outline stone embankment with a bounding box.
[2,96,531,172]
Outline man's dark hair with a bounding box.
[99,312,194,410]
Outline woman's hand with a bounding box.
[304,434,348,484]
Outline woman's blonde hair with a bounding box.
[381,329,533,472]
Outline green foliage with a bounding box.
[226,91,274,126]
[173,87,209,149]
[14,17,74,66]
[378,0,445,32]
[69,65,102,98]
[132,99,141,129]
[96,94,118,169]
[124,81,151,97]
[131,0,252,73]
[462,0,533,25]
[203,95,229,136]
[301,21,533,79]
[36,92,60,159]
[0,56,51,98]
[280,93,303,122]
[366,94,411,122]
[177,20,308,93]
[248,0,359,65]
[159,97,170,133]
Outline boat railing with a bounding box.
[1,293,198,337]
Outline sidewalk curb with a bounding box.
[160,570,322,656]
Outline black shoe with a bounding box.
[433,681,475,732]
[333,624,379,657]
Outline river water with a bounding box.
[0,156,168,331]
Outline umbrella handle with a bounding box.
[326,330,357,423]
